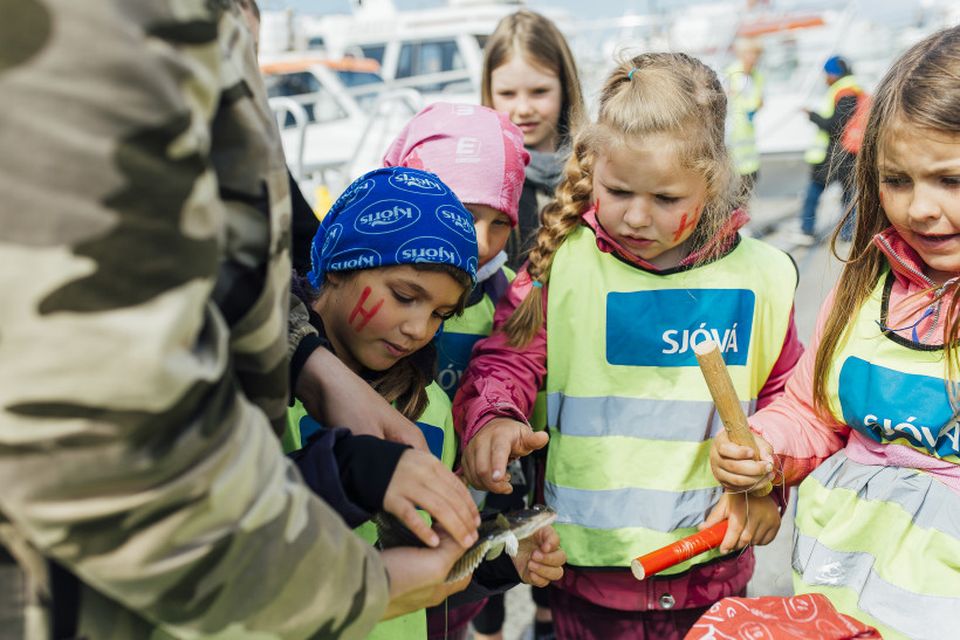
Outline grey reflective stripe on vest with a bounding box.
[547,393,756,441]
[794,452,960,639]
[545,482,721,532]
[793,531,957,639]
[809,451,960,533]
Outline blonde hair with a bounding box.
[481,10,586,148]
[814,25,960,412]
[501,52,738,347]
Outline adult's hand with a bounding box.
[380,533,472,619]
[460,418,548,494]
[383,449,479,549]
[296,347,428,451]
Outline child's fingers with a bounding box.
[718,497,745,553]
[527,561,563,587]
[719,521,743,554]
[714,440,758,461]
[417,485,479,548]
[466,431,513,494]
[720,457,772,478]
[713,464,772,491]
[539,534,561,555]
[517,428,549,456]
[755,523,777,547]
[532,548,567,569]
[755,436,776,464]
[488,433,514,490]
[428,460,480,525]
[462,435,492,490]
[735,525,755,551]
[392,500,440,548]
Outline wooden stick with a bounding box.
[694,339,773,497]
[630,520,728,580]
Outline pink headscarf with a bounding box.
[382,102,530,227]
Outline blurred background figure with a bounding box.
[725,37,765,204]
[794,55,865,245]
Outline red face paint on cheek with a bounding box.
[349,286,384,332]
[672,206,700,242]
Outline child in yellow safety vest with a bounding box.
[712,25,960,640]
[382,102,548,640]
[454,53,804,640]
[287,166,565,640]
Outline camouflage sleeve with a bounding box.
[0,2,387,638]
[290,292,320,359]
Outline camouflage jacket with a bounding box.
[0,1,387,638]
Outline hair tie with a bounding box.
[531,280,543,288]
[628,68,639,80]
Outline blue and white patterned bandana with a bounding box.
[307,167,479,288]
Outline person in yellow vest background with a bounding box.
[795,55,864,246]
[711,25,960,640]
[724,37,765,203]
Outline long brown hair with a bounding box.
[502,52,737,347]
[814,26,960,412]
[481,10,586,149]
[298,264,472,421]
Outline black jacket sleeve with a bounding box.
[442,554,521,607]
[289,428,409,528]
[809,94,859,139]
[288,170,320,275]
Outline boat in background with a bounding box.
[259,0,959,208]
[259,0,569,207]
[260,51,424,206]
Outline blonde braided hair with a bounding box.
[502,52,737,347]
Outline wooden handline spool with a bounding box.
[693,339,773,497]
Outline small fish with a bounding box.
[373,505,558,583]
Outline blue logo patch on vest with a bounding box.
[606,289,755,367]
[838,356,960,457]
[435,331,483,399]
[298,414,324,445]
[416,421,445,460]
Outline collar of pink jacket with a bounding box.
[874,225,958,291]
[581,205,749,272]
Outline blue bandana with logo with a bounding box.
[308,167,479,288]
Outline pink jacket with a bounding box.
[453,209,804,611]
[750,227,960,494]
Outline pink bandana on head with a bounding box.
[382,102,530,227]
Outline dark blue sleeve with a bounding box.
[288,427,409,528]
[443,554,521,607]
